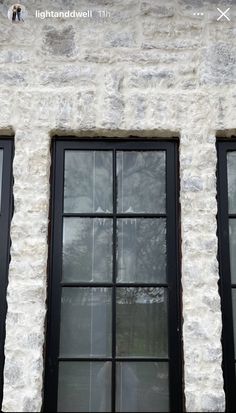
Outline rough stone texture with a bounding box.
[0,0,235,411]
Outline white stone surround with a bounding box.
[0,0,236,411]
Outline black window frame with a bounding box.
[0,138,13,409]
[44,137,183,413]
[217,138,236,412]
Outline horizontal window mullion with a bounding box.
[115,357,169,362]
[60,283,169,288]
[58,357,113,362]
[117,213,167,218]
[63,213,167,218]
[63,213,114,218]
[58,357,169,362]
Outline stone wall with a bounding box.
[0,0,236,411]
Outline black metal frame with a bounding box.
[217,139,236,412]
[0,139,13,409]
[44,138,183,412]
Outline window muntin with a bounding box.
[45,139,182,413]
[0,140,13,409]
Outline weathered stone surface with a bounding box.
[140,2,175,18]
[40,65,96,86]
[0,70,26,85]
[200,43,236,85]
[43,25,76,57]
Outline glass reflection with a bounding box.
[0,150,3,211]
[58,362,111,412]
[227,152,236,213]
[117,219,166,283]
[64,151,113,213]
[117,151,166,213]
[229,220,236,284]
[116,362,169,412]
[62,218,113,283]
[116,288,168,357]
[59,288,112,357]
[232,290,236,357]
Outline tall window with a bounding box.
[218,139,236,411]
[0,139,13,409]
[44,139,182,412]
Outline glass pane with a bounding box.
[58,362,111,412]
[117,219,166,283]
[227,152,236,213]
[62,218,113,283]
[229,220,236,284]
[116,362,169,412]
[59,288,112,357]
[232,289,236,356]
[64,151,113,213]
[117,151,166,213]
[116,288,168,357]
[0,150,3,211]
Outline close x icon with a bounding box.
[217,7,231,21]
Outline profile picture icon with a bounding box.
[8,4,26,23]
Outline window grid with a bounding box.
[44,139,182,413]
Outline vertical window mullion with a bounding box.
[44,142,65,412]
[112,149,117,412]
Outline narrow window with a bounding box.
[218,139,236,411]
[0,139,13,408]
[44,139,182,412]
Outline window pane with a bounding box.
[64,151,113,213]
[116,362,169,412]
[116,288,168,357]
[0,150,3,211]
[227,152,236,213]
[229,219,236,284]
[58,362,111,412]
[62,218,113,283]
[117,151,166,213]
[59,288,112,357]
[232,289,236,357]
[117,218,166,283]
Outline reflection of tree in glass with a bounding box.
[227,153,236,213]
[116,288,168,357]
[229,220,236,284]
[63,218,112,282]
[117,151,166,213]
[58,362,111,412]
[64,151,113,213]
[60,288,112,358]
[117,219,166,283]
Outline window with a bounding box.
[0,139,13,408]
[218,139,236,411]
[44,139,182,412]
